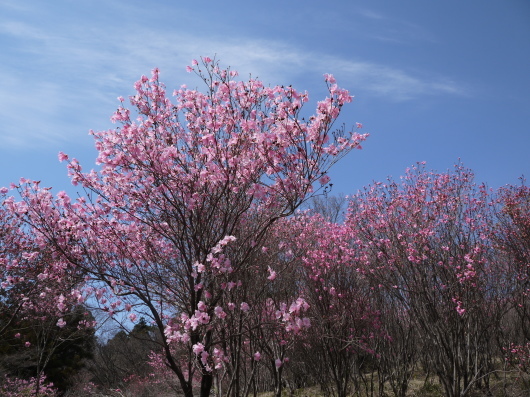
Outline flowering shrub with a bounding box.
[0,375,57,397]
[505,342,530,374]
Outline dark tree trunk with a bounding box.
[201,373,213,397]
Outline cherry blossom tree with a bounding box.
[200,219,312,397]
[346,163,503,397]
[12,57,366,397]
[283,213,382,397]
[0,374,57,397]
[1,188,94,395]
[490,181,530,374]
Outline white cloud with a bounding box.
[0,10,466,148]
[358,8,387,20]
[331,60,467,101]
[357,7,437,44]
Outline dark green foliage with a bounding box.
[0,302,95,393]
[88,317,162,390]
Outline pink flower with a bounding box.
[219,235,236,245]
[57,294,67,312]
[56,318,66,328]
[14,333,20,338]
[58,151,69,162]
[25,342,31,348]
[192,343,204,354]
[198,311,210,324]
[129,313,137,322]
[453,298,466,316]
[214,306,226,319]
[323,73,336,84]
[267,266,277,281]
[201,351,209,365]
[275,359,282,368]
[253,352,261,361]
[240,302,250,312]
[319,175,331,185]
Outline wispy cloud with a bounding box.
[0,10,465,148]
[358,8,387,20]
[0,0,31,12]
[357,7,436,44]
[331,60,467,100]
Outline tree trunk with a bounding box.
[201,373,213,397]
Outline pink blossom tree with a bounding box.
[285,212,382,397]
[491,182,530,374]
[0,374,57,397]
[13,57,366,397]
[1,188,93,395]
[199,220,312,397]
[346,163,503,397]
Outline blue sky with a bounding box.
[1,0,529,196]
